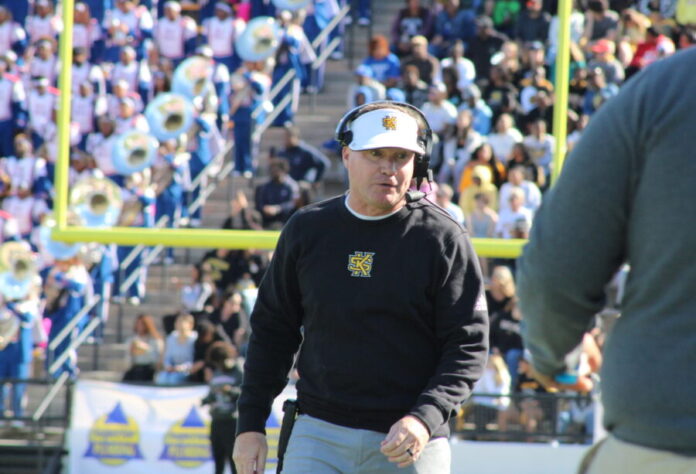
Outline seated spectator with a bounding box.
[498,356,552,437]
[422,82,458,172]
[221,190,263,231]
[458,143,506,192]
[582,0,619,46]
[522,118,554,180]
[488,0,521,36]
[189,320,221,383]
[180,263,215,316]
[430,0,476,58]
[487,113,523,163]
[401,35,440,85]
[587,39,625,85]
[516,40,549,87]
[506,142,545,189]
[400,64,429,109]
[495,187,533,238]
[346,65,386,109]
[210,291,248,350]
[487,265,524,385]
[156,313,197,385]
[439,108,485,186]
[274,126,331,186]
[254,158,300,229]
[390,0,434,58]
[566,110,588,153]
[513,0,551,44]
[466,16,508,87]
[459,84,493,136]
[123,314,163,382]
[458,165,500,215]
[467,192,498,276]
[470,353,511,434]
[434,183,466,226]
[441,66,464,107]
[519,64,554,117]
[439,40,476,97]
[522,88,555,134]
[581,67,619,117]
[499,165,542,214]
[361,35,401,88]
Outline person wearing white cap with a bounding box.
[233,101,488,474]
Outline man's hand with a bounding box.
[233,431,268,474]
[380,415,430,468]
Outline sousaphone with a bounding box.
[172,56,215,100]
[70,176,123,228]
[144,93,195,142]
[0,241,37,302]
[236,16,281,62]
[112,130,158,176]
[272,0,312,11]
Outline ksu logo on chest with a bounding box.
[348,251,375,278]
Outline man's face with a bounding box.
[343,146,415,216]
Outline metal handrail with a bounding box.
[311,5,350,50]
[47,295,101,352]
[252,94,293,142]
[48,316,101,375]
[252,68,296,120]
[32,372,70,422]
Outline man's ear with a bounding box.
[341,147,350,166]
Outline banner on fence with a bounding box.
[69,380,295,473]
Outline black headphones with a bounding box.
[335,101,434,194]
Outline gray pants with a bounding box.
[282,415,451,473]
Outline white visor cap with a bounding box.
[348,108,425,155]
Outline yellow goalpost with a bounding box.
[51,0,572,258]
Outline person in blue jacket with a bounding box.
[0,295,35,420]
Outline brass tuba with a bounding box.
[236,16,281,62]
[144,93,195,142]
[172,56,215,100]
[112,130,158,176]
[70,176,124,228]
[38,215,83,262]
[272,0,312,11]
[0,241,37,302]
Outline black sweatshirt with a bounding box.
[237,196,489,438]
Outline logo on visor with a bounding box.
[348,251,375,277]
[382,115,397,131]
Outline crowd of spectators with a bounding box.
[0,0,340,421]
[0,0,684,440]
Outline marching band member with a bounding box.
[154,139,190,263]
[102,0,154,63]
[25,0,62,44]
[112,171,155,306]
[110,46,152,105]
[229,61,269,177]
[0,55,27,158]
[72,82,107,150]
[28,39,58,86]
[154,1,198,68]
[86,116,121,181]
[44,255,92,379]
[202,2,246,74]
[72,2,102,62]
[114,96,149,134]
[106,79,144,118]
[71,47,106,96]
[26,76,58,150]
[0,7,27,58]
[270,10,306,127]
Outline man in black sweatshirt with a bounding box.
[233,101,489,474]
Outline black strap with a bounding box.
[276,399,300,474]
